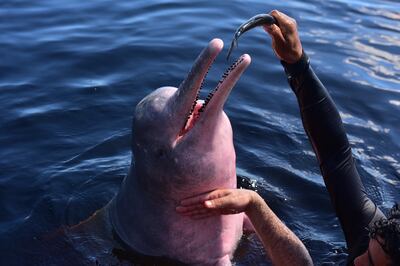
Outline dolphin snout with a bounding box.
[208,38,224,54]
[172,38,251,145]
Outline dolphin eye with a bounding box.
[156,148,165,158]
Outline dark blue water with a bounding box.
[0,0,399,265]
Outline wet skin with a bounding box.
[74,39,250,265]
[68,39,251,265]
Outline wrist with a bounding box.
[245,191,264,216]
[281,51,310,92]
[281,50,309,77]
[284,49,303,64]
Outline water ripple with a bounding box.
[1,0,399,264]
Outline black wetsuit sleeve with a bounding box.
[281,52,385,262]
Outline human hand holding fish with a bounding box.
[227,10,303,64]
[263,10,303,64]
[226,13,276,61]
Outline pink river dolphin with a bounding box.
[69,38,252,265]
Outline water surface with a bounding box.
[0,0,399,265]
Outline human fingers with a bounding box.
[270,10,301,51]
[179,189,230,206]
[177,200,238,218]
[204,197,233,209]
[203,189,252,213]
[190,206,243,219]
[179,191,216,206]
[265,10,302,63]
[264,24,285,46]
[269,10,297,35]
[263,24,286,57]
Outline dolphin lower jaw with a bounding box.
[197,54,250,119]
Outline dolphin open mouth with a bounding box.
[179,55,246,137]
[175,39,251,141]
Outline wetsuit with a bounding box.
[281,52,386,264]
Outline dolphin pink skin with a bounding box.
[109,38,251,265]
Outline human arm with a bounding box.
[265,10,385,259]
[176,189,313,266]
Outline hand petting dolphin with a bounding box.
[108,38,251,265]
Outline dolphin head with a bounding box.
[131,39,251,196]
[109,39,251,262]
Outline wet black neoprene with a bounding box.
[281,52,386,264]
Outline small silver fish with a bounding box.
[227,14,277,60]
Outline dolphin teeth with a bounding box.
[198,64,212,92]
[180,54,246,138]
[218,55,244,83]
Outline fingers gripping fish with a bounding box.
[226,14,277,60]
